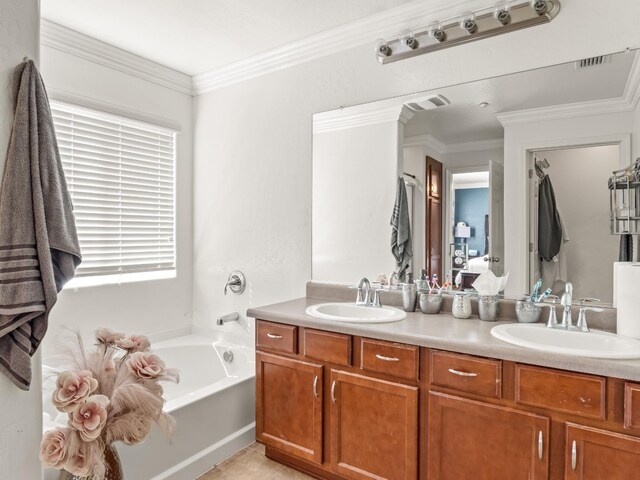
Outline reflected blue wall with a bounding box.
[454,188,489,255]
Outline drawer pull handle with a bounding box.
[266,333,283,339]
[571,440,577,470]
[538,431,543,461]
[448,368,479,377]
[313,375,319,398]
[331,380,337,404]
[376,354,400,362]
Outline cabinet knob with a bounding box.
[571,440,577,470]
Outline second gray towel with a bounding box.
[391,177,412,280]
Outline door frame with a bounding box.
[524,133,631,294]
[444,165,491,279]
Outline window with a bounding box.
[51,101,176,286]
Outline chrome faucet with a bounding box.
[216,312,239,325]
[536,295,560,328]
[355,277,382,308]
[560,282,573,330]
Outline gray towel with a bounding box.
[390,177,412,279]
[0,60,81,390]
[538,175,562,262]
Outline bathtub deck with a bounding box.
[199,443,312,479]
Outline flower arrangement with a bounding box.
[40,329,179,479]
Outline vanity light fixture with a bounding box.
[376,0,560,64]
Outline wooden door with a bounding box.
[565,423,640,479]
[256,352,324,464]
[428,391,549,480]
[330,370,418,480]
[426,157,443,281]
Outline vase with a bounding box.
[59,444,124,480]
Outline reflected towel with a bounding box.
[0,60,81,390]
[390,177,412,279]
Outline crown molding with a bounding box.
[403,134,503,155]
[314,103,414,134]
[192,0,488,95]
[40,19,193,96]
[497,51,640,126]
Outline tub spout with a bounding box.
[217,312,239,325]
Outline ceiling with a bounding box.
[40,0,413,76]
[452,171,489,189]
[403,50,637,144]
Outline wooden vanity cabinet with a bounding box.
[428,391,550,480]
[256,352,324,464]
[565,423,640,479]
[330,369,418,480]
[255,320,640,480]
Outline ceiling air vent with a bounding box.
[575,55,612,69]
[406,94,451,112]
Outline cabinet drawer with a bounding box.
[430,350,502,399]
[303,329,352,366]
[360,338,419,381]
[625,382,640,429]
[256,320,297,354]
[515,364,606,420]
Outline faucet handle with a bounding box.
[576,307,604,332]
[535,301,558,328]
[371,289,382,308]
[355,287,365,305]
[579,297,601,305]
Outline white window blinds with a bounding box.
[51,101,176,282]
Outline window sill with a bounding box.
[63,269,176,290]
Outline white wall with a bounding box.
[313,121,400,283]
[502,111,632,297]
[39,46,194,351]
[192,0,640,326]
[539,145,620,303]
[0,3,42,480]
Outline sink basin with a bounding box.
[491,323,640,359]
[305,303,406,323]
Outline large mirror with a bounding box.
[312,49,638,305]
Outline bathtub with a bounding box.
[43,334,256,480]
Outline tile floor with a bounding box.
[198,443,313,479]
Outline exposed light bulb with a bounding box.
[401,30,419,50]
[375,38,392,57]
[459,12,477,34]
[493,2,512,25]
[530,0,549,15]
[427,22,447,43]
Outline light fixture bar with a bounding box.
[377,0,560,64]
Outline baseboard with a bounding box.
[150,422,256,480]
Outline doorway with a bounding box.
[528,144,621,303]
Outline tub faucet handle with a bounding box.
[224,270,246,295]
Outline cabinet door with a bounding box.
[330,370,418,480]
[428,391,549,480]
[256,352,323,464]
[565,423,640,479]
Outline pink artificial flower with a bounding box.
[115,334,151,352]
[69,395,110,442]
[129,334,151,352]
[52,370,98,413]
[39,427,70,469]
[96,328,126,346]
[127,352,167,380]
